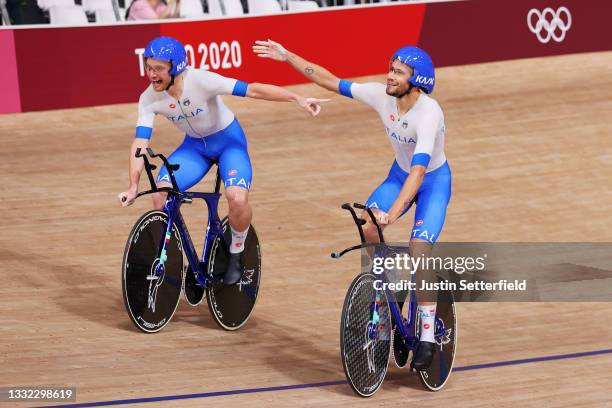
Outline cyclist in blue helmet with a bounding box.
[119,36,329,285]
[254,40,451,370]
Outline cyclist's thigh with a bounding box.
[411,174,451,244]
[365,161,408,214]
[216,121,252,191]
[218,147,252,191]
[157,138,212,191]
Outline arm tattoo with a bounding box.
[304,66,315,75]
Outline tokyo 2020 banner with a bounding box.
[1,0,610,113]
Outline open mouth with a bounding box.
[152,79,163,86]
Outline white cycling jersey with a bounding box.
[345,81,446,173]
[135,67,247,139]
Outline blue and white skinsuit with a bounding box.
[339,80,452,244]
[135,67,252,191]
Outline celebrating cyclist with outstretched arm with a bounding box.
[118,37,328,286]
[253,39,451,370]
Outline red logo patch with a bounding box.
[390,114,395,121]
[228,169,237,176]
[169,103,176,109]
[423,323,430,330]
[236,243,242,247]
[416,220,424,227]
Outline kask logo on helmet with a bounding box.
[176,59,187,72]
[527,7,572,44]
[414,75,434,86]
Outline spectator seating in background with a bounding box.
[38,0,73,10]
[247,0,280,14]
[222,0,244,15]
[287,0,318,11]
[49,4,87,23]
[94,7,116,21]
[5,0,47,24]
[82,0,112,12]
[206,0,223,16]
[180,0,205,17]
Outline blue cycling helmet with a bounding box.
[391,46,435,94]
[144,36,188,76]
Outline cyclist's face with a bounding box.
[386,59,411,97]
[145,58,172,91]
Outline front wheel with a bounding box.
[340,273,391,397]
[206,217,261,331]
[122,210,184,333]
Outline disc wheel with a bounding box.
[206,217,261,330]
[122,210,184,333]
[340,273,391,397]
[416,287,457,391]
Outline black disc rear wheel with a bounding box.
[416,288,457,391]
[206,217,261,330]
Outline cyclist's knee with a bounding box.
[151,193,166,210]
[226,186,249,211]
[362,223,378,241]
[361,213,385,242]
[152,183,170,210]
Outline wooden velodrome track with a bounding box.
[1,51,611,407]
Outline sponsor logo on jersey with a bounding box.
[415,219,424,227]
[402,122,408,129]
[415,75,434,86]
[183,99,190,106]
[390,114,395,121]
[228,169,238,176]
[167,108,204,122]
[424,323,430,330]
[169,103,176,109]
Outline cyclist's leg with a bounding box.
[410,162,452,299]
[212,119,252,284]
[219,146,252,234]
[362,161,412,243]
[410,163,452,368]
[215,120,252,238]
[153,137,212,210]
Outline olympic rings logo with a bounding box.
[527,7,572,44]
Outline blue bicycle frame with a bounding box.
[134,147,230,290]
[333,203,446,350]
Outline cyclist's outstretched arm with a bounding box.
[245,83,329,116]
[253,39,340,93]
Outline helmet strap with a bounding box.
[396,82,414,99]
[165,73,175,91]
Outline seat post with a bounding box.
[214,164,222,194]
